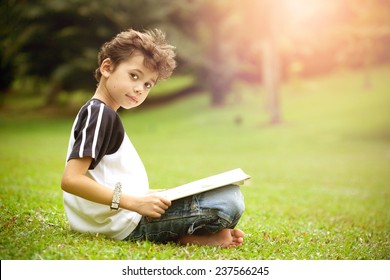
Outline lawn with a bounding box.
[0,66,389,260]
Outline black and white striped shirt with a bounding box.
[63,99,148,240]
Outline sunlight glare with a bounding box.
[282,0,328,23]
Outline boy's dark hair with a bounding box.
[95,28,176,82]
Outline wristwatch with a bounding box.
[110,182,122,210]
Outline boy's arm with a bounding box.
[61,157,171,218]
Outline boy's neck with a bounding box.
[93,83,119,111]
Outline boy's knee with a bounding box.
[206,185,245,225]
[226,185,245,221]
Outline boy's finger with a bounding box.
[158,200,170,210]
[162,197,172,206]
[154,195,171,207]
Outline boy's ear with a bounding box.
[100,58,113,78]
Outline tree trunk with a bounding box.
[262,39,282,124]
[45,81,62,106]
[210,73,228,107]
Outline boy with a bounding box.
[61,28,245,247]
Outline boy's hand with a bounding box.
[130,194,172,218]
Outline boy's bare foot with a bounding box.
[178,229,245,248]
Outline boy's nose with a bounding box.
[134,85,143,95]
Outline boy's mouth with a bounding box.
[126,95,138,103]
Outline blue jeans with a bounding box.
[124,184,245,243]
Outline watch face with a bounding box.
[110,202,119,210]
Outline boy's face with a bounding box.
[101,52,158,110]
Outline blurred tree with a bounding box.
[336,0,390,89]
[2,0,390,110]
[241,0,284,124]
[1,0,175,105]
[240,0,390,123]
[167,0,243,106]
[0,0,23,100]
[2,0,115,104]
[170,0,285,121]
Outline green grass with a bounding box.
[0,66,389,259]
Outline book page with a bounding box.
[159,168,250,201]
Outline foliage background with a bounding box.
[2,0,390,109]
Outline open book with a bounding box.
[158,168,250,201]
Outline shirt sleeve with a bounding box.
[68,100,124,169]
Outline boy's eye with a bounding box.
[145,83,152,89]
[130,73,138,80]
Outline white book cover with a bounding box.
[158,168,250,201]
